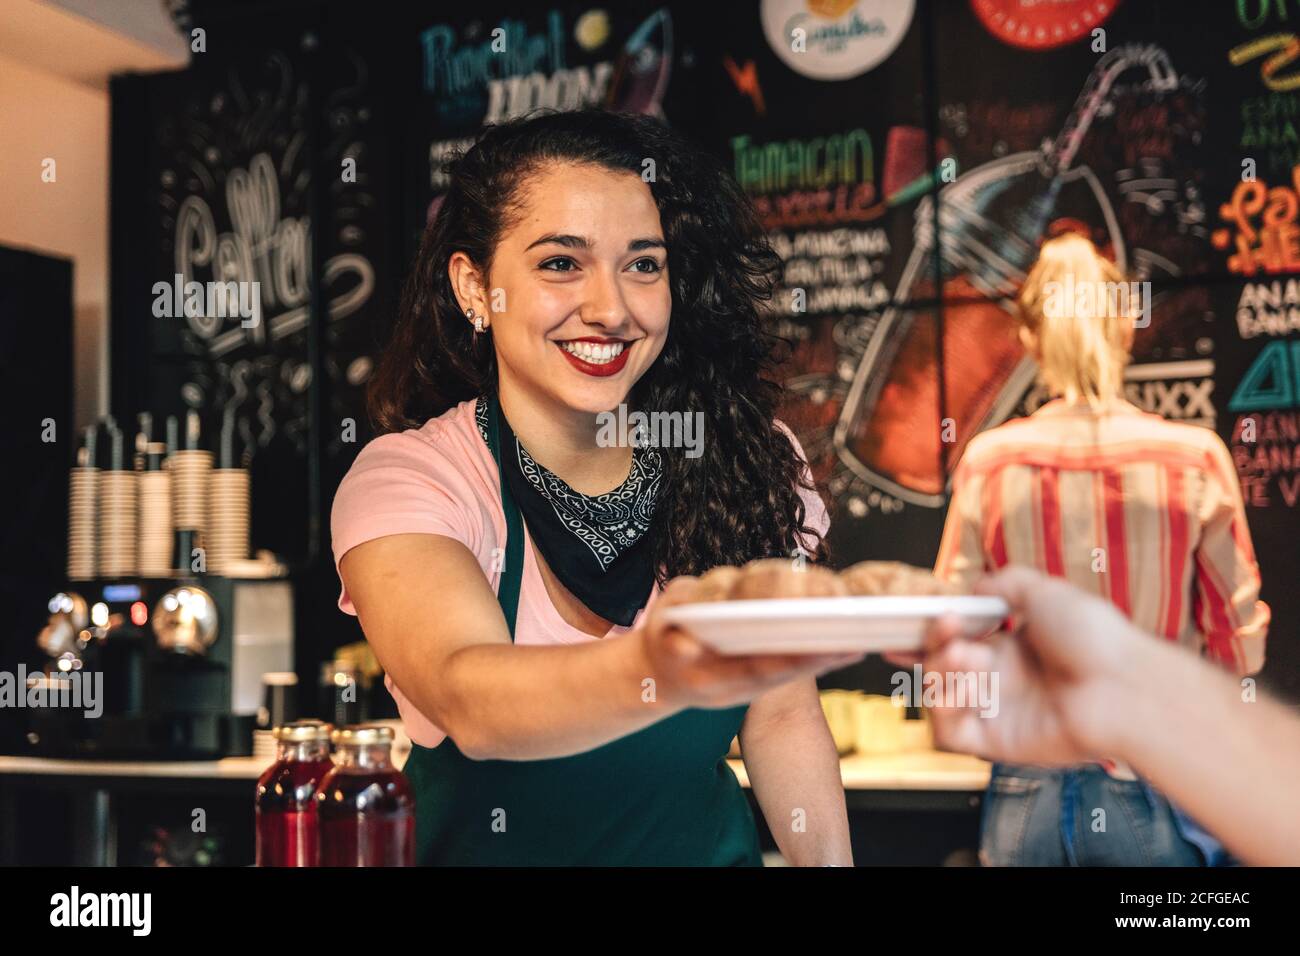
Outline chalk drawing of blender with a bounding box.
[834,45,1177,508]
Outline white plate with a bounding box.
[659,595,1009,655]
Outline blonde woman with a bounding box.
[934,233,1270,866]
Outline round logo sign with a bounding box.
[762,0,916,81]
[971,0,1122,51]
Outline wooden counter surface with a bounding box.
[0,748,990,791]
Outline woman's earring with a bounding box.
[468,308,484,334]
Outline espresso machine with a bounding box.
[19,574,293,759]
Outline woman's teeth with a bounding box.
[558,341,626,364]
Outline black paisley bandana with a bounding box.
[477,396,661,627]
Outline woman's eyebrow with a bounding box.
[524,234,666,252]
[526,233,588,251]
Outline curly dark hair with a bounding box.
[368,108,828,579]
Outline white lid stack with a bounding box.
[170,411,212,553]
[93,422,137,577]
[169,449,212,536]
[67,464,98,581]
[66,410,259,580]
[207,468,250,573]
[97,469,138,577]
[137,455,173,577]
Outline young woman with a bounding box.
[934,232,1270,866]
[332,109,857,866]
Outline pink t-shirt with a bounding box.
[331,397,831,747]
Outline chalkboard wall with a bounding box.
[111,0,1300,701]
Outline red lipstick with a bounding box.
[555,339,634,378]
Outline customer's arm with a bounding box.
[921,566,1300,865]
[1115,629,1300,866]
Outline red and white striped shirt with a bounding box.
[935,398,1270,676]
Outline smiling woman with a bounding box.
[334,109,855,866]
[370,110,825,573]
[467,165,673,407]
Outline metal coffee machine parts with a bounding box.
[19,576,293,760]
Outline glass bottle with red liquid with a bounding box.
[255,720,334,866]
[316,725,415,867]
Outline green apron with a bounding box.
[400,395,762,866]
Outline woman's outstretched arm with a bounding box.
[343,533,856,761]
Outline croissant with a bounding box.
[840,560,958,596]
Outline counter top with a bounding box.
[0,754,270,779]
[728,751,990,791]
[0,749,990,791]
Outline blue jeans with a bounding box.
[979,764,1217,866]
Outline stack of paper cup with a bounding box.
[67,466,99,580]
[98,470,138,577]
[207,468,250,573]
[170,449,212,536]
[137,468,174,577]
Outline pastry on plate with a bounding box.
[682,558,846,602]
[839,560,958,597]
[729,558,847,600]
[692,564,744,603]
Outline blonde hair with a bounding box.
[1016,233,1136,408]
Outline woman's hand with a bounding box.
[920,565,1146,765]
[638,567,862,710]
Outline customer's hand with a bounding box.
[920,565,1145,765]
[639,569,862,710]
